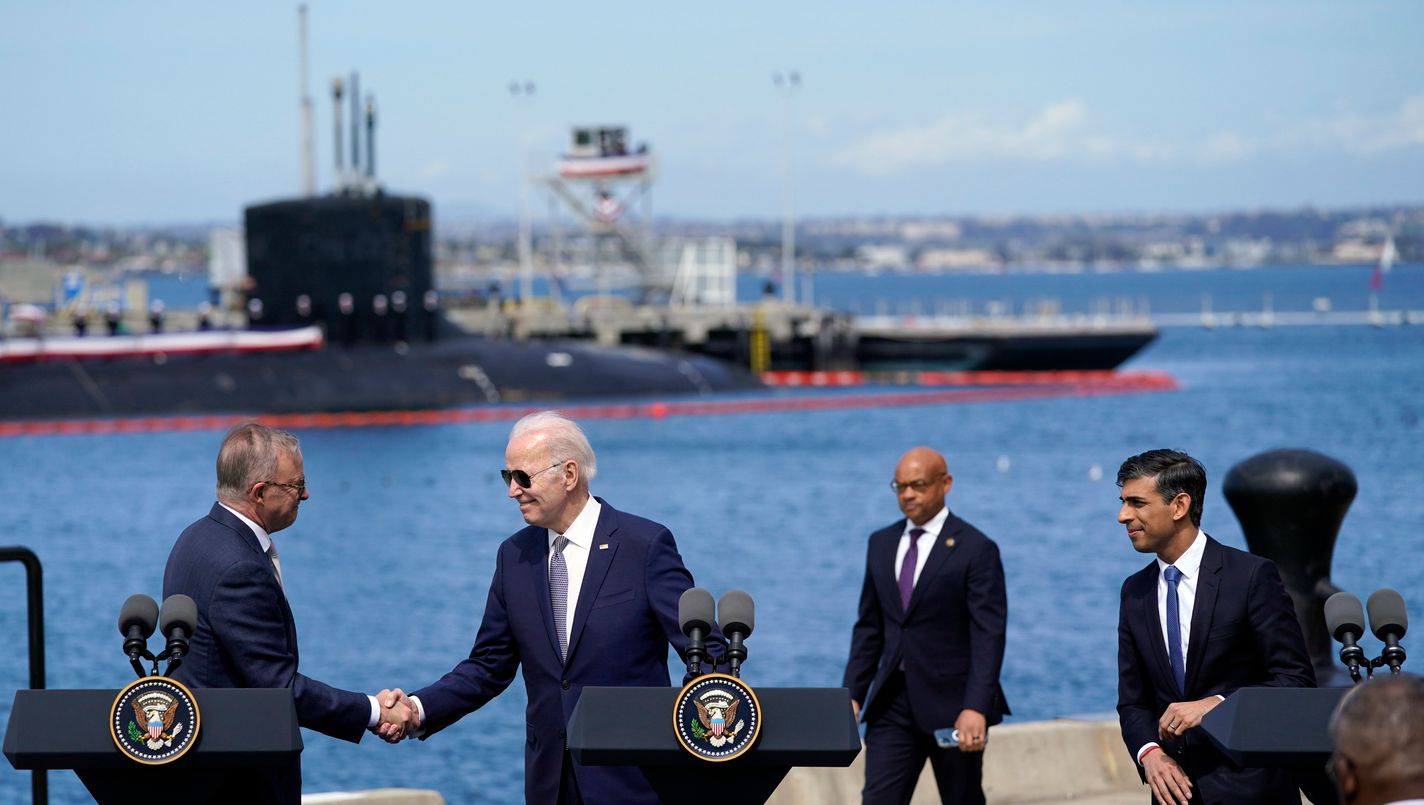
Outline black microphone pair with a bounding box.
[1324,588,1408,682]
[118,593,198,678]
[678,588,754,678]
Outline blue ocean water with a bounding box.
[2,265,1423,804]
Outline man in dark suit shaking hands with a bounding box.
[843,446,1010,805]
[393,411,714,804]
[1116,449,1315,805]
[163,423,418,802]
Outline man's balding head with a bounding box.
[892,447,953,527]
[1330,675,1424,804]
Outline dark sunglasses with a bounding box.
[501,461,563,489]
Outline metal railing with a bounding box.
[1,546,46,804]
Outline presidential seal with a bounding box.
[109,676,201,765]
[672,673,761,761]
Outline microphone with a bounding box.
[718,589,755,678]
[157,594,198,673]
[678,588,715,677]
[1324,591,1368,682]
[1366,588,1409,675]
[118,594,159,678]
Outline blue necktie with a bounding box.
[1163,565,1185,695]
[550,536,570,664]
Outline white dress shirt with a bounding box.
[895,505,948,590]
[218,502,381,728]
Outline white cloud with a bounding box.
[1196,132,1256,163]
[831,95,1424,176]
[831,99,1094,174]
[420,160,452,179]
[1304,95,1424,155]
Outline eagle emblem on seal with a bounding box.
[110,675,201,764]
[129,691,184,749]
[690,689,745,748]
[672,672,761,761]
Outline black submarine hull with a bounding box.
[0,336,759,420]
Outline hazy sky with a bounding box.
[3,2,1421,225]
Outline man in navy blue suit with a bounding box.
[843,446,1010,805]
[163,423,418,802]
[395,411,712,804]
[1116,449,1315,805]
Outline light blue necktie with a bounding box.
[550,536,570,664]
[1163,565,1185,696]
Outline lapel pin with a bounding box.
[945,537,956,548]
[599,543,609,550]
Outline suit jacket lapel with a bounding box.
[529,528,561,664]
[1184,536,1223,695]
[872,525,904,617]
[209,502,297,646]
[565,501,619,664]
[209,502,265,557]
[905,515,960,618]
[1140,565,1176,697]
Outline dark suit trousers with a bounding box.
[862,671,984,805]
[558,750,584,805]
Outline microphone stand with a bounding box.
[724,633,746,678]
[130,655,153,679]
[1339,639,1366,684]
[124,637,156,679]
[684,627,707,679]
[1370,642,1406,676]
[154,633,190,677]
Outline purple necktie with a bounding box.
[899,528,925,611]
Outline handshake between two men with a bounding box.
[372,688,421,743]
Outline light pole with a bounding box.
[510,80,536,305]
[773,70,801,306]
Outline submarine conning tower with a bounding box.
[242,65,439,345]
[244,194,436,345]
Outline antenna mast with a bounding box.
[298,5,314,196]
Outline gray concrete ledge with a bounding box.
[302,790,445,805]
[769,718,1145,805]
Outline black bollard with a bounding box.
[1222,449,1356,685]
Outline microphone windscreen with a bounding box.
[159,594,199,636]
[118,594,159,637]
[1366,588,1408,639]
[678,587,715,635]
[718,589,755,636]
[1324,592,1366,642]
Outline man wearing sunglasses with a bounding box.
[843,446,1010,805]
[163,423,419,803]
[392,410,719,804]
